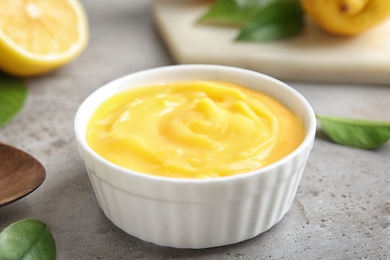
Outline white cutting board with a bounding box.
[152,0,390,85]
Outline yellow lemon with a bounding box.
[301,0,390,36]
[0,0,88,77]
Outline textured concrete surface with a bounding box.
[0,1,389,259]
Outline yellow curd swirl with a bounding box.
[86,81,304,178]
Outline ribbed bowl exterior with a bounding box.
[74,65,316,248]
[77,140,312,248]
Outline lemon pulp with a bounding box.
[0,0,88,76]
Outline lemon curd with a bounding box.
[86,81,304,178]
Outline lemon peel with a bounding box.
[301,0,390,36]
[0,0,89,77]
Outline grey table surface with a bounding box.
[1,1,389,259]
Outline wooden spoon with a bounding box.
[0,143,46,207]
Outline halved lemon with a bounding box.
[0,0,88,77]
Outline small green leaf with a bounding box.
[236,0,304,42]
[316,115,390,150]
[197,0,276,27]
[0,73,27,127]
[0,219,56,260]
[197,0,251,26]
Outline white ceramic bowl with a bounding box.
[74,65,316,248]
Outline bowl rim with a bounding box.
[74,64,316,184]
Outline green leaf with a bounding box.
[0,73,27,127]
[316,115,390,150]
[0,219,56,260]
[197,0,277,26]
[236,0,304,42]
